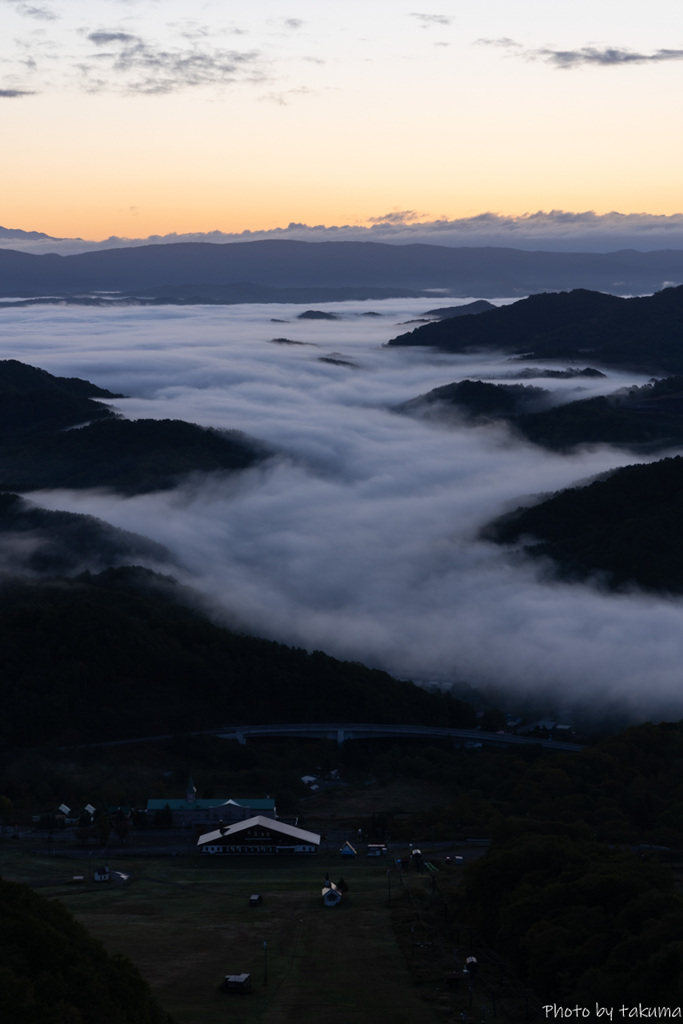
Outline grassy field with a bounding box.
[0,770,518,1023]
[1,840,461,1024]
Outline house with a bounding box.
[198,815,320,855]
[340,841,357,856]
[322,881,342,907]
[93,863,110,882]
[146,778,276,828]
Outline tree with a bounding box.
[153,803,173,830]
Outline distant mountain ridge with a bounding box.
[1,239,683,300]
[0,225,64,241]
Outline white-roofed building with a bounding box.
[197,815,320,856]
[322,881,342,907]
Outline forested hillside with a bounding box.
[0,877,171,1023]
[455,721,683,1003]
[485,455,683,592]
[0,359,267,494]
[0,567,475,748]
[0,493,170,575]
[389,286,683,375]
[397,374,683,453]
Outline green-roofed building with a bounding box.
[146,777,276,828]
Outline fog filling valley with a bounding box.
[3,298,682,723]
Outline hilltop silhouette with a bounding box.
[389,286,683,374]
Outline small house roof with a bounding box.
[322,883,342,904]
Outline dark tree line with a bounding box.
[0,876,171,1023]
[0,566,476,749]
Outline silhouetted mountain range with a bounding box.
[1,240,683,301]
[389,286,683,374]
[0,225,60,241]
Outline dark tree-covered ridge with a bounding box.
[396,378,547,420]
[0,358,121,400]
[0,566,476,748]
[0,492,170,575]
[0,416,267,494]
[397,374,683,453]
[484,454,683,592]
[456,720,683,1004]
[388,285,683,375]
[0,359,268,494]
[0,358,121,439]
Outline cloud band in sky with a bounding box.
[81,30,264,94]
[538,45,683,68]
[6,210,683,254]
[6,0,57,21]
[409,13,453,28]
[479,36,683,69]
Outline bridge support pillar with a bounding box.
[337,729,345,745]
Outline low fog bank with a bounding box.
[5,298,683,723]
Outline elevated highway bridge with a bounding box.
[215,722,583,752]
[61,722,583,753]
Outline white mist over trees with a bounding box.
[3,298,681,721]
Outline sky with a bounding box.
[4,297,683,725]
[2,0,683,243]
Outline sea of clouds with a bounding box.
[3,297,683,723]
